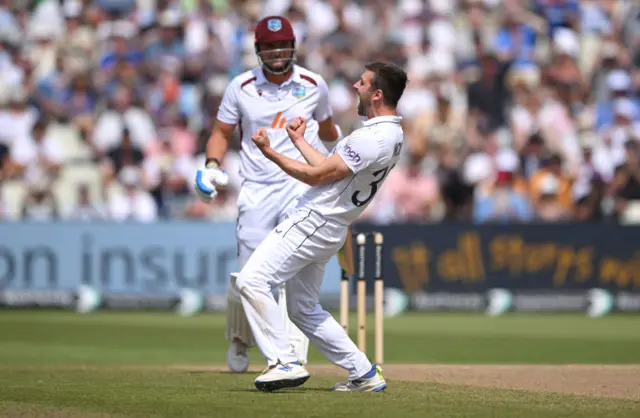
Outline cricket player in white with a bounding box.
[193,16,342,373]
[238,62,408,392]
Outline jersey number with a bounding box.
[351,165,395,207]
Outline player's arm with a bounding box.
[205,119,235,165]
[194,82,240,202]
[254,126,351,186]
[314,76,343,148]
[290,122,328,168]
[318,116,340,143]
[263,148,352,186]
[204,80,242,167]
[293,116,342,167]
[256,121,377,186]
[286,117,328,166]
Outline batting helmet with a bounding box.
[254,16,296,75]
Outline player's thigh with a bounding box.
[236,182,281,253]
[237,210,340,291]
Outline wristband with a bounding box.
[205,157,221,168]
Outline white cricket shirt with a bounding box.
[216,65,333,184]
[295,115,404,225]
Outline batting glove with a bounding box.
[194,163,229,204]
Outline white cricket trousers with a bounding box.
[236,179,309,266]
[227,178,310,354]
[236,208,373,380]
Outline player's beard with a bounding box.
[264,58,287,73]
[259,47,294,75]
[357,93,371,117]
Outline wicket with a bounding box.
[339,231,384,365]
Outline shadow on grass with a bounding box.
[184,370,264,375]
[226,388,333,393]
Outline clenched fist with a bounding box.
[251,128,271,151]
[286,117,307,143]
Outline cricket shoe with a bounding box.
[226,338,249,373]
[254,361,310,392]
[333,364,387,392]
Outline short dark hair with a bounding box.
[364,62,408,108]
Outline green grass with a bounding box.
[2,367,638,418]
[0,310,639,417]
[1,311,638,365]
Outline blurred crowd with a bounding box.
[0,0,639,224]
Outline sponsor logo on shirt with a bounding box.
[343,144,361,163]
[271,112,287,129]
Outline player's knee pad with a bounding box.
[226,273,255,346]
[236,271,271,297]
[234,274,252,298]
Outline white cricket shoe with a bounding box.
[226,339,249,373]
[254,361,310,392]
[333,364,387,392]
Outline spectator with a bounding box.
[143,9,185,72]
[534,0,579,36]
[534,173,573,222]
[97,20,141,72]
[493,5,538,68]
[576,131,610,186]
[0,88,38,150]
[509,67,544,150]
[572,180,600,222]
[10,118,63,186]
[0,0,637,226]
[600,98,639,157]
[20,178,59,221]
[595,70,640,130]
[58,0,97,59]
[61,72,98,141]
[466,52,511,132]
[519,132,548,180]
[473,149,533,224]
[529,154,574,211]
[455,0,494,68]
[614,141,640,222]
[100,126,144,188]
[63,183,107,221]
[92,86,156,155]
[108,166,158,222]
[363,146,441,224]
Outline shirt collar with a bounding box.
[362,115,403,126]
[255,65,302,87]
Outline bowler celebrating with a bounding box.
[237,62,408,392]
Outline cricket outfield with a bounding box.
[1,311,639,417]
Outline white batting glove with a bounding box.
[194,162,229,204]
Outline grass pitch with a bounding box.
[1,310,639,417]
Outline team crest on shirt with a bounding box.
[268,19,282,32]
[292,85,306,99]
